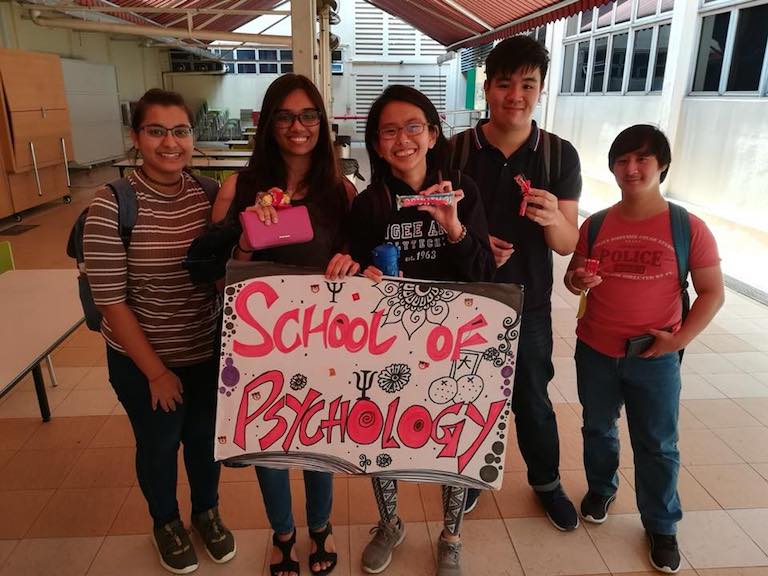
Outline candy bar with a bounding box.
[396,192,454,210]
[585,258,600,275]
[515,174,531,216]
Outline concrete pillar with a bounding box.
[291,0,317,83]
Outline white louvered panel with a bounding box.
[388,16,416,56]
[355,74,385,134]
[419,33,445,57]
[419,75,446,111]
[387,74,417,88]
[355,0,384,55]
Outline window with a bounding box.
[561,44,576,92]
[280,63,294,74]
[566,15,579,36]
[597,2,614,28]
[223,62,235,74]
[280,50,293,61]
[693,12,730,91]
[259,49,278,61]
[237,49,256,61]
[726,4,768,91]
[332,50,343,61]
[259,63,278,74]
[637,0,657,18]
[591,37,609,92]
[581,9,594,33]
[238,63,257,73]
[218,49,234,60]
[660,0,674,13]
[628,27,653,91]
[651,23,671,91]
[607,32,628,91]
[574,41,591,92]
[615,0,632,23]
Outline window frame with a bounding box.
[690,0,768,97]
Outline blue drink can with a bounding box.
[371,243,399,277]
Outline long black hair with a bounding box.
[237,74,346,220]
[364,85,449,187]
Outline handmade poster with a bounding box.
[214,261,523,490]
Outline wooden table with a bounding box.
[225,140,250,149]
[0,269,85,421]
[193,149,252,158]
[113,157,249,178]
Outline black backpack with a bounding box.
[66,174,219,331]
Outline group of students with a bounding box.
[82,34,724,576]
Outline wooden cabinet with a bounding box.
[0,48,71,218]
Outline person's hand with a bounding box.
[148,369,183,412]
[570,267,603,291]
[524,187,562,227]
[363,265,383,283]
[245,192,279,225]
[417,181,465,241]
[639,329,683,359]
[489,235,514,268]
[325,253,360,280]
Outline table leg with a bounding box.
[32,364,51,422]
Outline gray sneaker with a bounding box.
[153,519,199,574]
[191,506,236,563]
[362,518,406,574]
[437,537,463,576]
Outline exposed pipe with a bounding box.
[29,10,292,46]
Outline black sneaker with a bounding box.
[536,484,579,531]
[191,506,236,564]
[153,519,199,574]
[464,489,480,514]
[648,532,681,574]
[580,491,616,524]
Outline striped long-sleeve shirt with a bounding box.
[83,171,219,367]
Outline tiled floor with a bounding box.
[2,167,768,575]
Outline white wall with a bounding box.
[165,73,275,119]
[670,98,768,228]
[552,95,664,204]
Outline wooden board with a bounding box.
[0,49,68,112]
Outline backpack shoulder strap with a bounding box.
[587,208,610,257]
[539,129,562,189]
[189,173,220,204]
[105,178,138,250]
[669,202,691,290]
[450,130,472,172]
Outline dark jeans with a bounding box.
[575,339,682,534]
[512,309,559,490]
[255,467,333,534]
[107,346,220,527]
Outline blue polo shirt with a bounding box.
[456,120,582,312]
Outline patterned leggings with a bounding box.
[372,478,468,536]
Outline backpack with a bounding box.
[66,174,219,331]
[449,126,563,189]
[587,202,691,360]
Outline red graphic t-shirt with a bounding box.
[575,205,720,357]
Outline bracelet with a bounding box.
[149,369,169,383]
[446,224,467,244]
[565,272,583,294]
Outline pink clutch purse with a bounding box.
[239,205,314,251]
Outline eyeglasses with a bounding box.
[273,109,322,128]
[378,122,429,140]
[140,125,194,139]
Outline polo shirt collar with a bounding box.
[472,119,541,153]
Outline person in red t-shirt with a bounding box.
[564,125,723,574]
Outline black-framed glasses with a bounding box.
[378,122,429,140]
[273,109,322,128]
[140,124,194,139]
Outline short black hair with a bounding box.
[364,85,448,186]
[131,88,194,133]
[608,124,672,183]
[485,35,549,84]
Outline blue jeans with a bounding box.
[106,346,220,527]
[255,467,333,534]
[575,339,682,535]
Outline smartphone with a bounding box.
[625,334,655,357]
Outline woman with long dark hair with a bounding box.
[212,74,356,576]
[332,85,494,576]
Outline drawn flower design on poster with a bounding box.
[374,281,461,339]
